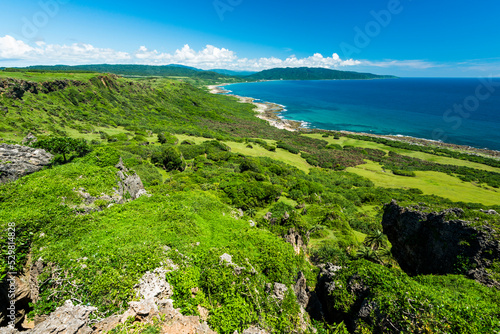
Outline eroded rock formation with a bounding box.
[0,144,53,184]
[382,200,500,287]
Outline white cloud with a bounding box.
[3,34,455,74]
[0,35,34,58]
[0,35,130,64]
[0,35,365,71]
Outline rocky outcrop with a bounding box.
[1,265,216,334]
[0,144,53,184]
[314,263,343,323]
[29,300,96,334]
[283,228,308,255]
[0,256,45,329]
[114,158,149,203]
[0,78,84,99]
[21,133,37,146]
[382,200,500,287]
[67,158,150,214]
[314,264,392,332]
[266,283,288,300]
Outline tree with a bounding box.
[246,208,256,218]
[32,137,91,162]
[157,132,178,145]
[151,146,186,171]
[157,133,167,144]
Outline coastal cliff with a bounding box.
[382,200,500,287]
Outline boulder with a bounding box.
[29,300,96,334]
[114,158,150,203]
[0,144,53,184]
[135,267,173,301]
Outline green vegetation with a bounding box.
[1,71,499,333]
[32,136,91,162]
[244,67,396,81]
[330,260,500,333]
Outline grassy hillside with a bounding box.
[1,71,499,333]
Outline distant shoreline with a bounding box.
[207,83,500,159]
[207,84,303,132]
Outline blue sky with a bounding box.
[0,0,499,76]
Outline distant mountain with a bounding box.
[244,67,396,81]
[7,65,395,82]
[19,64,230,80]
[210,69,257,76]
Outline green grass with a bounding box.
[0,71,98,82]
[347,160,500,206]
[304,133,500,173]
[226,141,312,173]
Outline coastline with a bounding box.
[207,84,303,131]
[207,84,500,159]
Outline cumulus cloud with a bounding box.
[0,35,130,64]
[0,35,35,59]
[0,35,365,70]
[2,34,450,73]
[135,44,237,68]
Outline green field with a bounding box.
[0,71,98,82]
[304,133,500,173]
[347,160,500,206]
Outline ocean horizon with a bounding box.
[224,78,500,151]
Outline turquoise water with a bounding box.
[224,78,500,151]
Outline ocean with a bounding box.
[224,78,500,151]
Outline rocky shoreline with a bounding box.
[207,84,302,132]
[207,84,500,159]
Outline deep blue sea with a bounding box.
[224,78,500,151]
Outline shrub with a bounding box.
[392,169,416,177]
[151,146,186,171]
[81,146,120,167]
[108,133,128,142]
[157,132,178,145]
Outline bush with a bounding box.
[81,146,120,167]
[151,146,186,171]
[392,169,416,177]
[108,133,128,142]
[157,132,178,145]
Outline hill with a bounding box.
[7,64,230,80]
[0,72,499,334]
[244,67,396,80]
[5,65,395,82]
[210,69,257,76]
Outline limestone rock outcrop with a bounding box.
[0,78,83,99]
[283,228,308,255]
[114,158,149,203]
[0,144,53,184]
[382,200,500,287]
